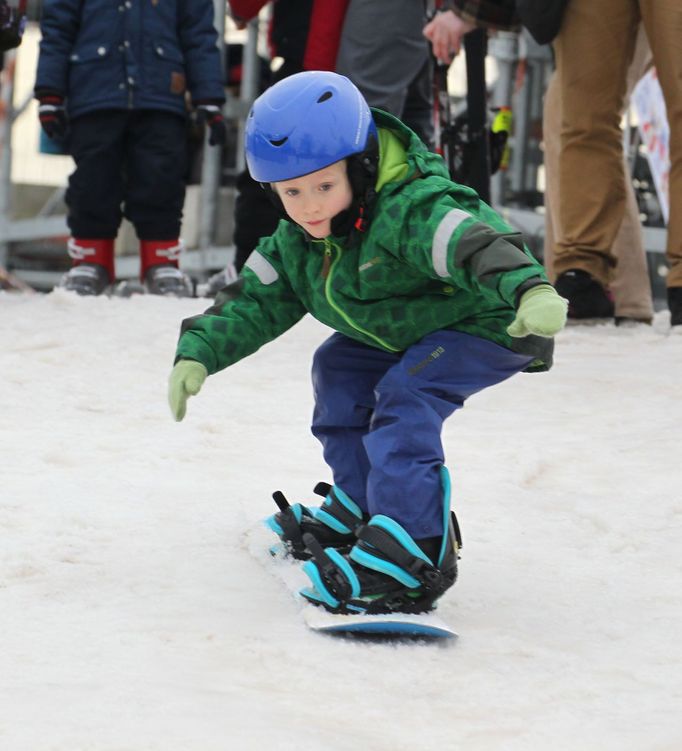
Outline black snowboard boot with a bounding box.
[300,467,462,615]
[668,287,682,327]
[265,483,366,560]
[555,269,614,319]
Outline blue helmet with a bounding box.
[245,71,378,183]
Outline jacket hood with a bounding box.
[371,108,452,189]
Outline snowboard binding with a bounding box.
[265,483,367,560]
[300,467,462,616]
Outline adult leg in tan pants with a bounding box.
[552,0,682,323]
[543,25,654,323]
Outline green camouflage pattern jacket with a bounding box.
[175,109,553,374]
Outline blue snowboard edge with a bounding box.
[317,621,455,638]
[303,606,457,639]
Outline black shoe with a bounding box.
[145,264,193,297]
[58,264,110,296]
[668,287,682,327]
[555,269,614,319]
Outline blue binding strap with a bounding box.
[263,502,305,536]
[349,515,432,588]
[313,486,363,534]
[301,547,361,607]
[438,466,452,567]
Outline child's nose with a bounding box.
[304,197,320,215]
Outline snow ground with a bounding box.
[1,290,681,751]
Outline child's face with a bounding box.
[273,160,353,239]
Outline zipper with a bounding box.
[321,244,332,279]
[322,238,400,353]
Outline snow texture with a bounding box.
[1,290,681,751]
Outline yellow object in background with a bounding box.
[492,106,512,171]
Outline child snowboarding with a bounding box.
[168,71,567,617]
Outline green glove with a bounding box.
[168,360,208,422]
[507,285,568,338]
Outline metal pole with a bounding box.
[508,35,530,199]
[235,18,260,175]
[488,33,518,208]
[463,28,491,204]
[0,50,17,266]
[197,0,227,274]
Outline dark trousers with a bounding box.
[311,331,532,539]
[66,110,188,240]
[335,0,434,148]
[233,170,281,271]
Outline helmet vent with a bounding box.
[317,91,333,103]
[269,137,288,147]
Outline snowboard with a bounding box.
[245,527,457,640]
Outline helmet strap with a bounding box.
[330,133,379,239]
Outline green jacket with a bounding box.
[176,109,553,374]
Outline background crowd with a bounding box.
[1,0,679,328]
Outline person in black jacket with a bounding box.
[34,0,227,297]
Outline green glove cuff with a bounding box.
[518,284,557,303]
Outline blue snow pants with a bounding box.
[311,330,533,539]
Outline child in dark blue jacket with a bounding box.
[34,0,226,296]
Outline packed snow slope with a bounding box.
[1,290,681,751]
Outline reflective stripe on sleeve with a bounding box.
[245,251,279,285]
[431,208,472,278]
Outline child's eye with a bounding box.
[319,183,333,192]
[284,188,299,197]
